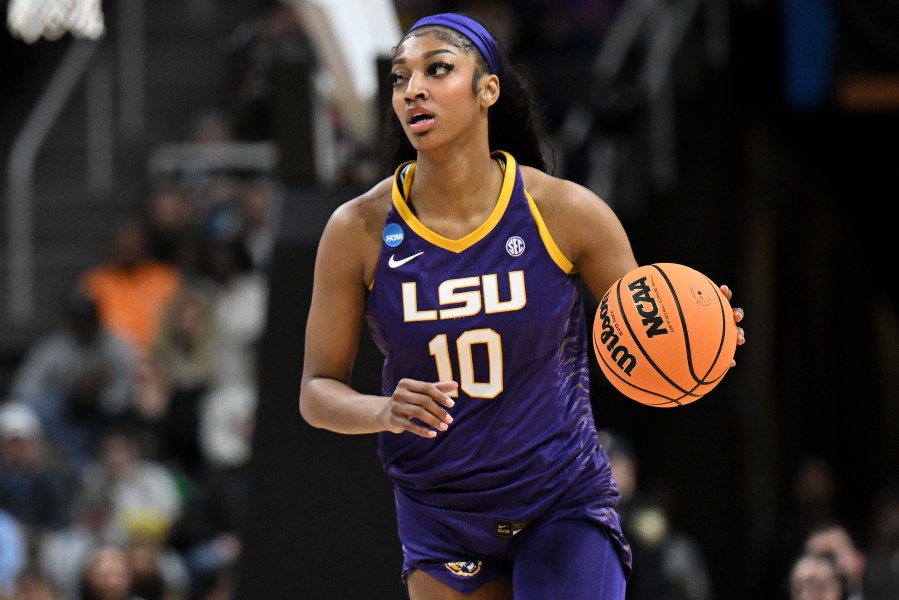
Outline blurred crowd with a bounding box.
[599,429,899,600]
[0,123,280,600]
[0,1,293,596]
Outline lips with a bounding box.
[406,108,435,133]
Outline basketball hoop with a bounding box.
[7,0,105,44]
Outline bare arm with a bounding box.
[523,167,744,358]
[522,168,638,300]
[298,186,456,436]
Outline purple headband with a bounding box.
[409,13,501,75]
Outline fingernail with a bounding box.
[444,414,453,423]
[446,398,455,407]
[439,422,448,430]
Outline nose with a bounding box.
[403,71,428,101]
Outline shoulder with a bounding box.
[319,176,394,287]
[518,165,620,257]
[518,164,638,297]
[519,165,608,214]
[325,176,393,236]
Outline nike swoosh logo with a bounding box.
[388,252,424,268]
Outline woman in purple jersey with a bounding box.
[299,12,745,600]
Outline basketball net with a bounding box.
[7,0,105,44]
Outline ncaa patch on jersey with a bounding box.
[444,561,482,577]
[383,223,405,247]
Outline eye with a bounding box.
[427,61,454,77]
[388,71,407,87]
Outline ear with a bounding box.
[479,74,500,108]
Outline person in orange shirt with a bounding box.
[80,217,183,356]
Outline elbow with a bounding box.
[298,392,315,427]
[298,388,324,429]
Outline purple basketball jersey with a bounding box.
[366,151,631,579]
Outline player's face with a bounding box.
[389,32,485,151]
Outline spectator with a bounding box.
[223,2,313,142]
[153,288,218,397]
[764,456,845,599]
[149,287,220,477]
[78,546,139,600]
[197,566,236,600]
[234,178,280,273]
[198,381,256,472]
[0,507,27,598]
[789,552,848,600]
[865,485,899,598]
[144,184,204,274]
[122,354,175,466]
[0,402,74,555]
[169,458,247,599]
[170,381,252,599]
[10,567,60,600]
[9,285,137,469]
[804,522,867,600]
[194,234,268,388]
[598,429,714,600]
[79,217,183,357]
[38,492,113,600]
[74,426,183,548]
[122,518,189,600]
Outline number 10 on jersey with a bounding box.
[428,329,503,399]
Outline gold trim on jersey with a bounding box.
[389,150,575,274]
[391,151,516,253]
[525,190,576,274]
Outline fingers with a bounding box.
[720,285,746,367]
[384,379,456,438]
[435,380,459,396]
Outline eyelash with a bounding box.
[389,61,455,86]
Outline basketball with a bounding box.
[592,263,737,407]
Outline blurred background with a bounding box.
[1,0,897,599]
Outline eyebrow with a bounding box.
[391,48,457,67]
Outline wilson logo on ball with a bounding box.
[597,290,638,376]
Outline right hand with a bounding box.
[381,379,457,438]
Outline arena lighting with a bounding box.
[7,0,105,44]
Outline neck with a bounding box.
[410,149,499,213]
[404,148,504,240]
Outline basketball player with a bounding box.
[299,12,745,599]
